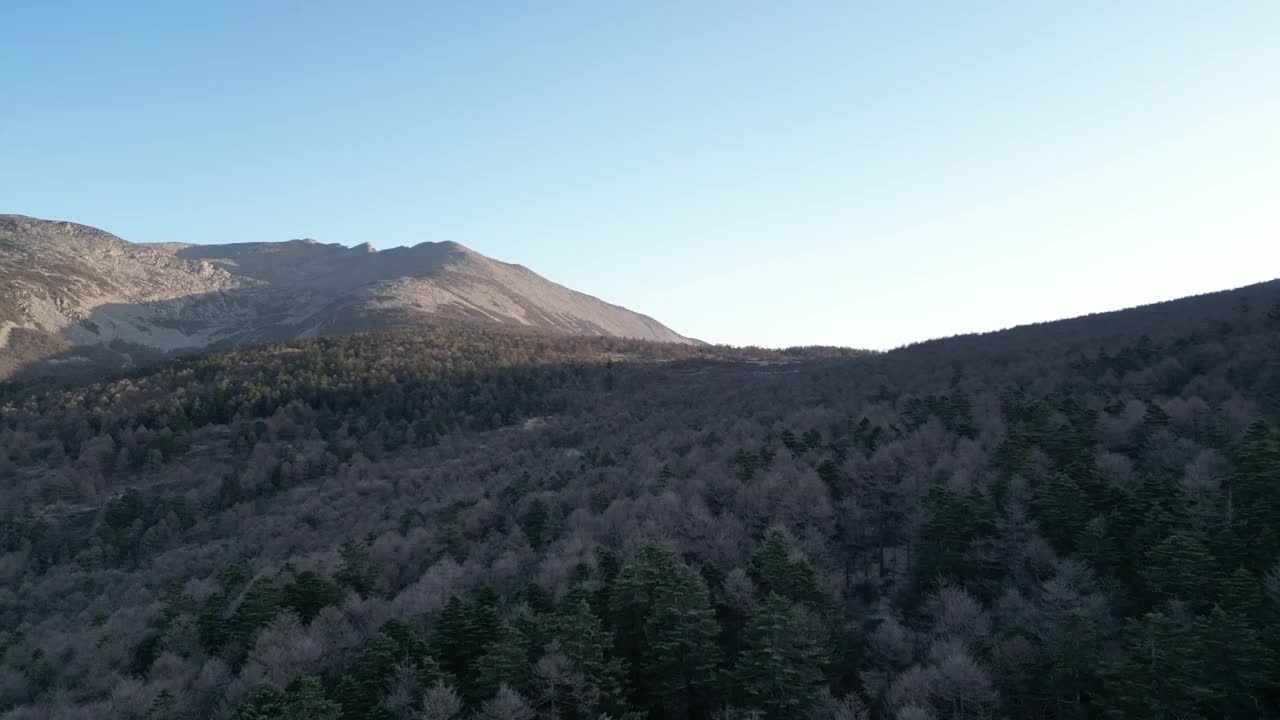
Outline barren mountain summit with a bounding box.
[0,214,693,378]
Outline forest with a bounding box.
[1,282,1279,719]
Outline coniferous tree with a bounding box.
[1104,610,1201,720]
[432,596,479,681]
[476,621,532,699]
[1231,422,1279,568]
[336,539,378,598]
[281,568,345,623]
[735,593,826,719]
[748,529,826,610]
[337,620,437,720]
[558,597,627,718]
[233,685,286,720]
[610,544,723,718]
[228,577,282,654]
[283,676,342,720]
[1141,532,1216,607]
[1193,605,1274,717]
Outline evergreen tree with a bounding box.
[747,529,826,609]
[283,675,342,720]
[336,539,378,598]
[232,685,286,720]
[520,499,550,550]
[610,544,723,718]
[228,576,282,653]
[476,621,532,699]
[432,596,480,681]
[1104,611,1201,720]
[735,593,826,719]
[1231,422,1279,568]
[1141,532,1216,607]
[558,597,627,717]
[816,460,843,499]
[146,689,178,720]
[281,568,345,623]
[1032,474,1087,554]
[1192,605,1275,717]
[913,487,994,592]
[337,620,437,720]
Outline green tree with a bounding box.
[283,675,342,720]
[1231,422,1280,568]
[520,499,551,550]
[335,540,378,598]
[281,568,345,623]
[1032,474,1087,555]
[432,596,479,681]
[146,689,178,720]
[558,597,627,717]
[476,621,532,699]
[735,593,826,719]
[336,620,437,720]
[610,544,723,718]
[228,576,282,653]
[1104,611,1200,720]
[232,685,285,720]
[748,529,826,610]
[1141,532,1216,607]
[1192,605,1275,717]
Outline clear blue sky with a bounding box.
[3,2,1277,348]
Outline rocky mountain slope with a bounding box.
[0,214,693,378]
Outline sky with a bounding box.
[2,1,1278,349]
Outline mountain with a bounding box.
[0,214,694,378]
[3,279,1279,719]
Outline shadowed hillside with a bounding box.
[1,281,1278,719]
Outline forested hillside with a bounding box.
[2,282,1279,719]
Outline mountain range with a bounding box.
[0,214,693,378]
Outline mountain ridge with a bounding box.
[0,214,695,378]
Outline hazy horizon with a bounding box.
[4,1,1278,349]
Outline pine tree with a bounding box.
[649,564,724,718]
[1141,532,1216,607]
[1192,605,1275,717]
[476,621,532,699]
[1231,422,1279,568]
[748,529,826,609]
[432,596,482,683]
[198,559,254,652]
[611,544,723,718]
[1032,473,1086,554]
[816,460,843,499]
[232,685,286,720]
[735,449,761,483]
[520,499,550,550]
[335,539,378,598]
[1219,566,1264,619]
[282,675,341,720]
[228,576,282,653]
[337,620,437,720]
[657,464,675,490]
[1104,611,1201,720]
[146,689,178,720]
[914,487,992,590]
[558,597,627,717]
[735,593,826,719]
[281,568,345,623]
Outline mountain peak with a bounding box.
[0,215,695,379]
